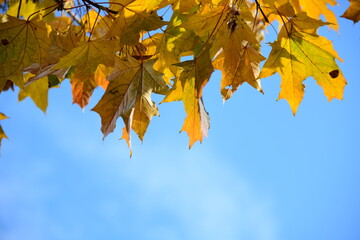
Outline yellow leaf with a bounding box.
[92,56,168,150]
[48,26,82,63]
[81,10,114,40]
[162,50,213,148]
[90,15,113,39]
[109,0,159,12]
[291,0,338,30]
[55,39,116,70]
[172,0,201,12]
[153,14,198,84]
[341,0,360,23]
[0,111,8,152]
[0,124,8,150]
[0,15,51,80]
[181,2,258,55]
[105,3,166,45]
[46,16,72,32]
[259,13,346,114]
[181,2,261,100]
[21,25,81,88]
[94,64,111,90]
[18,73,49,113]
[127,0,174,12]
[0,113,8,149]
[81,10,100,35]
[0,113,8,120]
[6,0,57,19]
[214,44,265,101]
[54,39,116,108]
[24,63,68,85]
[259,0,296,23]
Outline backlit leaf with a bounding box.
[18,73,49,113]
[0,124,7,150]
[0,15,51,85]
[0,113,7,120]
[54,39,116,108]
[162,49,213,148]
[0,112,8,151]
[291,0,338,30]
[92,56,168,151]
[214,44,265,101]
[341,0,360,23]
[0,0,353,153]
[106,2,166,45]
[259,13,346,114]
[6,0,57,19]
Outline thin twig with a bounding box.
[89,8,101,39]
[17,0,22,18]
[82,0,118,14]
[254,0,269,23]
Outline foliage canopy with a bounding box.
[0,0,359,154]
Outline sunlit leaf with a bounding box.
[0,15,51,86]
[92,56,168,152]
[18,73,49,113]
[0,112,8,151]
[0,0,352,152]
[54,39,117,108]
[291,0,338,30]
[162,48,213,148]
[259,13,346,114]
[341,0,360,23]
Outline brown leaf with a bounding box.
[341,0,360,23]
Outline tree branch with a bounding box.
[82,0,118,14]
[17,0,22,18]
[254,0,269,23]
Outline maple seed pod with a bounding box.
[227,14,239,34]
[227,4,240,34]
[227,19,238,33]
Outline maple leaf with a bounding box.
[0,15,51,87]
[92,56,168,153]
[180,2,262,101]
[105,1,166,45]
[172,0,201,12]
[0,113,8,151]
[18,73,49,113]
[153,12,198,84]
[54,39,117,108]
[6,0,57,19]
[291,0,338,30]
[214,44,265,101]
[259,13,346,114]
[48,25,81,62]
[162,49,213,148]
[259,0,297,23]
[341,0,360,23]
[0,0,354,153]
[109,0,170,12]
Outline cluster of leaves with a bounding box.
[0,0,359,154]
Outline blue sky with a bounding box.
[1,1,360,240]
